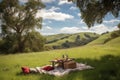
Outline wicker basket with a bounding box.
[64,61,76,69]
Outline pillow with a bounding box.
[42,66,54,71]
[21,66,30,74]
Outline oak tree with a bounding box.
[0,0,45,53]
[69,0,120,27]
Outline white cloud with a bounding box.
[39,24,118,35]
[41,32,55,35]
[60,27,81,33]
[70,6,77,10]
[103,19,120,23]
[42,11,74,21]
[49,6,60,11]
[59,26,90,34]
[80,20,84,24]
[41,0,55,3]
[37,9,74,21]
[46,26,53,30]
[78,13,81,17]
[41,26,53,31]
[77,19,85,24]
[19,0,55,3]
[42,22,46,26]
[19,0,28,3]
[58,0,72,5]
[36,26,53,33]
[39,26,56,35]
[59,24,119,34]
[90,24,118,34]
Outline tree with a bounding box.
[62,40,70,48]
[75,35,80,42]
[118,23,120,30]
[24,31,46,52]
[0,33,22,53]
[0,0,45,53]
[69,0,120,28]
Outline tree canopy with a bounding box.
[118,23,120,30]
[69,0,120,28]
[0,0,45,53]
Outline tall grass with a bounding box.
[0,42,120,80]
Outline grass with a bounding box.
[106,37,120,47]
[0,33,120,80]
[0,43,120,80]
[45,34,70,42]
[46,32,99,46]
[87,32,111,45]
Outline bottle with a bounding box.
[65,54,68,61]
[62,55,64,58]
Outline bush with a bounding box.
[111,32,119,38]
[52,45,62,49]
[104,38,111,44]
[0,34,18,53]
[44,46,53,51]
[62,40,70,48]
[24,31,46,52]
[0,31,46,54]
[104,31,120,44]
[24,48,31,52]
[84,33,91,38]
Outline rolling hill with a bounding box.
[45,32,99,49]
[87,32,111,45]
[0,31,120,80]
[87,30,120,46]
[106,36,120,47]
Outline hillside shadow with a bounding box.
[74,55,120,80]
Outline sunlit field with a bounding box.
[0,38,120,80]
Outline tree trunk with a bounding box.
[17,33,24,53]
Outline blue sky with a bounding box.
[2,0,120,35]
[36,0,120,35]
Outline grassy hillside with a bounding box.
[87,32,111,45]
[0,31,120,80]
[87,30,120,46]
[45,34,70,42]
[106,36,120,47]
[0,38,120,80]
[45,32,99,46]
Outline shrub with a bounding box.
[111,32,119,38]
[44,46,53,51]
[62,40,70,48]
[104,38,111,44]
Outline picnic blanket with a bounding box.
[30,63,94,76]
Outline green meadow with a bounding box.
[0,33,120,80]
[0,0,120,80]
[45,32,99,46]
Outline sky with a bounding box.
[1,0,120,35]
[37,0,120,35]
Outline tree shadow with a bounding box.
[16,55,120,80]
[75,55,120,80]
[39,74,55,80]
[16,70,55,80]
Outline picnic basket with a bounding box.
[64,60,76,69]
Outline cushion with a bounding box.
[21,66,30,74]
[42,66,54,71]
